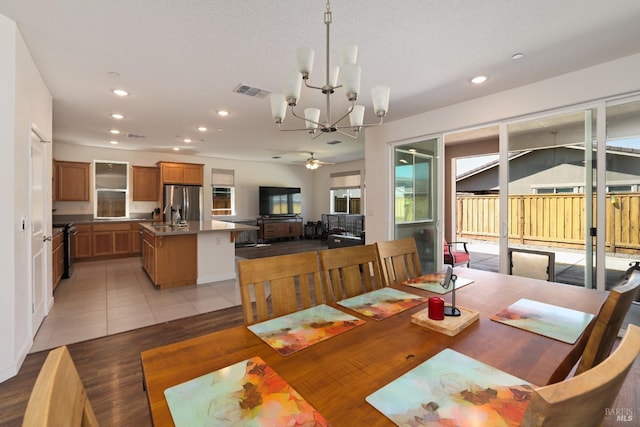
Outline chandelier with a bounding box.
[269,0,390,139]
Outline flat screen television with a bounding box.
[259,186,302,216]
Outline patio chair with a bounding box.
[237,251,324,325]
[443,239,470,268]
[375,237,422,285]
[508,248,556,281]
[23,346,99,427]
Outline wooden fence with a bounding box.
[457,193,640,255]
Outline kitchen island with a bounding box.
[140,220,258,289]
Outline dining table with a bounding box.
[140,268,608,426]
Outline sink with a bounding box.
[153,225,174,231]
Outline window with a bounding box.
[94,161,128,218]
[211,168,235,216]
[330,170,361,214]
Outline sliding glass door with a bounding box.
[504,109,598,288]
[393,138,439,273]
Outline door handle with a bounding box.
[43,236,52,242]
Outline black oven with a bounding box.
[53,223,76,278]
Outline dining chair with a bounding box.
[443,239,470,268]
[375,237,422,285]
[520,324,640,427]
[573,269,640,376]
[508,247,556,281]
[22,345,99,427]
[319,244,385,301]
[237,251,324,325]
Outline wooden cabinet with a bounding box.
[55,161,90,201]
[73,222,143,260]
[92,223,132,256]
[142,228,197,289]
[52,230,64,291]
[158,162,204,186]
[130,223,142,255]
[73,224,93,260]
[132,166,159,201]
[258,217,303,241]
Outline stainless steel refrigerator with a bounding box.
[163,184,203,222]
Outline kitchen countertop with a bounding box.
[139,220,258,236]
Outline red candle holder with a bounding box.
[428,297,445,320]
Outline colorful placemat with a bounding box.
[164,356,330,426]
[402,272,475,294]
[491,298,595,344]
[366,349,532,427]
[247,304,365,356]
[337,287,427,320]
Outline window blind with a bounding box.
[211,168,235,186]
[330,170,361,189]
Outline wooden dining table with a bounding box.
[140,268,608,426]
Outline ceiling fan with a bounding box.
[306,152,334,170]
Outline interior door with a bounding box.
[30,129,47,333]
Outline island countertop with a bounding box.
[140,220,258,236]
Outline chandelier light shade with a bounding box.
[269,0,390,139]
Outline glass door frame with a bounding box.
[389,134,443,273]
[499,104,604,290]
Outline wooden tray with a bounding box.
[411,305,479,336]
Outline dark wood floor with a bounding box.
[1,239,637,426]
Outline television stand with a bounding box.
[257,216,303,242]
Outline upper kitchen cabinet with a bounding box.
[158,161,204,186]
[132,166,159,201]
[55,160,90,201]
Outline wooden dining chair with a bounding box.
[520,324,640,427]
[508,247,556,281]
[375,237,422,285]
[573,269,640,376]
[319,244,385,301]
[22,346,99,427]
[237,251,324,325]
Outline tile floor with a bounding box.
[30,257,240,353]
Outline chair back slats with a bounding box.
[23,346,98,427]
[375,238,422,285]
[574,269,640,375]
[319,244,385,301]
[521,324,640,427]
[238,251,324,325]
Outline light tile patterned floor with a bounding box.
[30,257,240,353]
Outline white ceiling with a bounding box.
[2,0,640,166]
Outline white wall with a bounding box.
[1,16,53,383]
[365,53,640,244]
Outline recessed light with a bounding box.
[173,147,180,151]
[512,53,524,60]
[112,89,129,96]
[197,126,207,132]
[217,110,229,117]
[471,75,488,84]
[109,140,118,145]
[111,113,124,119]
[109,129,120,134]
[183,138,192,143]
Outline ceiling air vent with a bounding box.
[126,133,145,139]
[327,140,342,145]
[233,84,270,99]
